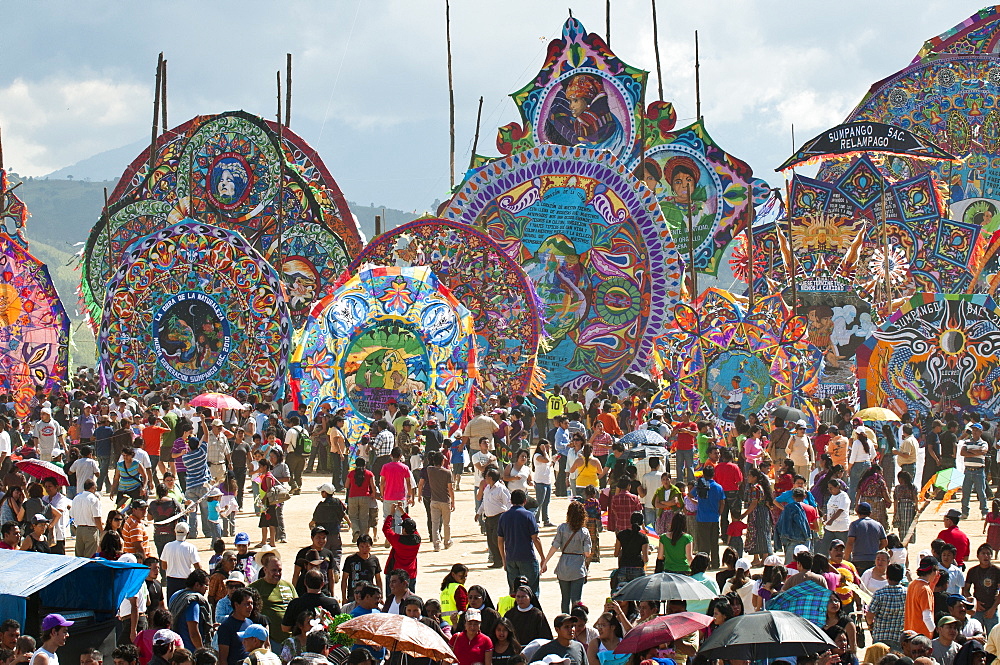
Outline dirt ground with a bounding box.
[83,469,980,617]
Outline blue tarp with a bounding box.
[0,550,147,626]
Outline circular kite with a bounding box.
[349,218,542,397]
[81,111,362,330]
[443,144,684,392]
[0,234,69,417]
[98,220,290,397]
[292,266,478,426]
[857,293,1000,417]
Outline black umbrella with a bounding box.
[698,611,836,661]
[770,405,808,424]
[613,573,718,601]
[624,371,658,392]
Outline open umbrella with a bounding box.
[625,371,658,391]
[337,613,457,662]
[614,612,713,654]
[770,405,808,423]
[620,429,668,447]
[15,459,68,486]
[189,392,244,411]
[698,610,836,661]
[613,573,718,601]
[854,407,900,422]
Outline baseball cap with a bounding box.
[763,554,782,566]
[212,419,224,426]
[234,532,250,545]
[317,483,336,494]
[793,544,810,556]
[237,624,269,642]
[830,539,846,548]
[857,501,872,515]
[901,631,918,643]
[41,614,74,631]
[652,409,664,416]
[130,499,149,510]
[947,594,975,608]
[971,423,984,430]
[152,629,181,646]
[538,656,571,665]
[917,555,940,574]
[464,608,482,622]
[174,522,189,534]
[40,407,52,414]
[735,558,751,571]
[553,614,579,628]
[226,571,247,586]
[311,525,329,536]
[937,615,960,627]
[31,513,49,525]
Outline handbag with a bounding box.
[265,480,292,505]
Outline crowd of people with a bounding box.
[4,377,1000,665]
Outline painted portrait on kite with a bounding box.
[541,72,627,152]
[707,351,770,423]
[208,153,252,209]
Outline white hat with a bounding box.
[254,545,282,567]
[763,554,783,566]
[735,558,752,572]
[464,608,482,622]
[793,544,810,556]
[205,487,223,498]
[537,657,571,665]
[42,400,52,408]
[317,483,336,494]
[212,419,224,427]
[226,571,247,586]
[40,407,52,414]
[118,553,138,564]
[174,522,189,536]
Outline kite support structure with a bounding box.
[879,182,892,315]
[746,199,755,309]
[651,0,663,101]
[103,187,112,283]
[285,53,293,128]
[606,0,611,46]
[148,52,163,176]
[0,122,4,171]
[276,72,285,270]
[785,181,797,312]
[375,215,382,236]
[160,58,167,133]
[686,183,697,299]
[469,96,484,170]
[694,31,701,121]
[446,0,455,190]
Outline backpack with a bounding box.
[294,426,313,455]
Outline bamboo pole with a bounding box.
[468,96,484,170]
[786,181,797,311]
[446,0,456,190]
[0,123,4,171]
[285,53,292,128]
[651,0,663,101]
[694,31,701,121]
[606,0,611,46]
[160,59,167,133]
[746,197,756,309]
[880,180,892,314]
[103,187,112,284]
[686,183,697,299]
[276,71,283,128]
[276,73,285,271]
[148,52,163,176]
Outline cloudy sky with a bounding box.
[0,0,992,212]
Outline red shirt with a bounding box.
[938,525,971,565]
[0,542,13,550]
[608,490,643,532]
[675,422,697,451]
[775,473,794,493]
[713,462,743,492]
[450,631,493,665]
[383,513,420,580]
[813,433,831,458]
[802,504,819,530]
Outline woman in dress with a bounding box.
[541,502,592,613]
[588,421,614,461]
[892,470,918,545]
[740,466,774,565]
[532,441,554,527]
[879,424,897,488]
[256,457,279,547]
[856,463,892,529]
[268,448,291,543]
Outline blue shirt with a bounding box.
[183,444,210,487]
[496,504,539,562]
[169,589,200,650]
[694,480,725,523]
[216,615,251,665]
[847,516,887,560]
[777,489,817,507]
[553,427,571,456]
[94,425,114,457]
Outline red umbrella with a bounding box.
[614,612,714,654]
[189,392,244,411]
[16,459,69,486]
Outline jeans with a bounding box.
[849,461,870,498]
[485,514,502,567]
[823,529,849,554]
[964,466,989,517]
[97,455,112,492]
[185,484,212,538]
[976,610,999,635]
[233,467,246,510]
[149,454,160,485]
[330,453,346,490]
[643,507,657,527]
[286,452,306,491]
[506,558,541,597]
[535,483,552,524]
[430,500,451,547]
[781,537,809,565]
[153,533,172,557]
[676,449,695,484]
[901,463,916,483]
[559,577,586,614]
[422,496,433,537]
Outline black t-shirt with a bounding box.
[230,443,250,470]
[342,553,381,590]
[421,429,443,453]
[967,564,1000,608]
[282,593,341,629]
[616,528,646,567]
[312,497,347,538]
[294,546,336,596]
[217,615,252,665]
[940,431,958,459]
[146,577,164,612]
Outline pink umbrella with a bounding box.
[16,459,69,486]
[189,392,244,411]
[614,612,714,654]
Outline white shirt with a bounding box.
[32,419,64,460]
[43,492,72,541]
[533,454,554,485]
[162,538,200,578]
[506,464,530,491]
[641,470,661,508]
[848,438,875,464]
[945,563,966,595]
[861,568,889,593]
[0,430,10,456]
[471,451,497,484]
[69,457,100,493]
[826,492,851,531]
[70,490,102,527]
[479,482,512,517]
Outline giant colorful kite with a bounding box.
[98,221,291,397]
[0,170,29,249]
[291,266,478,426]
[857,293,1000,417]
[81,111,362,329]
[651,290,820,425]
[348,218,542,398]
[444,144,684,392]
[0,234,69,417]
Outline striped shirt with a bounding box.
[183,444,210,487]
[122,514,149,559]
